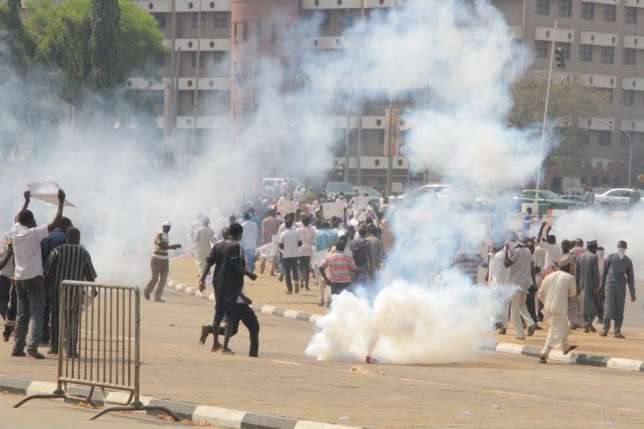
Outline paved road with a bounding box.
[0,392,207,429]
[3,287,644,428]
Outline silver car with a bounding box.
[594,188,642,208]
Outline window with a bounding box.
[623,90,635,107]
[153,13,166,28]
[242,21,248,41]
[600,46,614,64]
[620,133,630,147]
[317,11,331,26]
[536,0,549,15]
[598,130,612,146]
[577,130,590,145]
[535,40,549,58]
[155,54,165,67]
[192,13,205,30]
[558,0,571,17]
[579,44,593,62]
[624,48,636,66]
[270,22,277,44]
[581,3,594,20]
[191,53,204,68]
[603,5,616,22]
[341,11,354,27]
[556,42,571,60]
[625,7,637,24]
[256,21,263,42]
[214,12,228,29]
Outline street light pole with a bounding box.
[534,21,557,208]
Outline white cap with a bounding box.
[162,221,172,227]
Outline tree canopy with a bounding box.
[510,73,610,173]
[25,0,165,100]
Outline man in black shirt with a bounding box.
[199,223,258,355]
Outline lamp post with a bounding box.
[534,21,558,209]
[594,118,633,188]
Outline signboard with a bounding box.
[26,182,76,207]
[322,201,346,220]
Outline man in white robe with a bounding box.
[488,242,511,335]
[194,218,215,274]
[537,255,578,364]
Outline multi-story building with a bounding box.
[130,0,643,192]
[495,0,644,191]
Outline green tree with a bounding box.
[89,0,121,90]
[510,74,610,173]
[26,0,165,104]
[0,0,36,72]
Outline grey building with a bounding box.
[494,0,643,191]
[130,0,643,191]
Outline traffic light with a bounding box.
[555,46,566,68]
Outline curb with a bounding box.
[0,375,362,429]
[167,279,644,375]
[166,279,323,325]
[483,341,644,373]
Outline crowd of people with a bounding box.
[179,189,637,362]
[187,191,394,356]
[0,186,638,365]
[0,190,97,359]
[488,220,636,363]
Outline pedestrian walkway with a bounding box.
[172,255,644,362]
[172,256,328,315]
[3,284,644,428]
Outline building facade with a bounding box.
[495,0,644,191]
[130,0,643,192]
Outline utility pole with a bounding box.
[384,0,398,196]
[163,0,178,166]
[534,20,557,207]
[344,114,350,182]
[190,0,203,162]
[356,0,365,186]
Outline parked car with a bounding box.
[516,189,586,211]
[594,188,642,208]
[325,182,359,199]
[353,186,382,199]
[561,194,586,205]
[261,177,303,198]
[409,184,452,198]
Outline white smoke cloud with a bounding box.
[554,208,644,279]
[306,0,548,364]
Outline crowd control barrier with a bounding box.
[15,280,179,421]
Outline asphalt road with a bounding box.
[3,282,644,428]
[0,392,209,429]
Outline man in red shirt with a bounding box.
[318,240,357,298]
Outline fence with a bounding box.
[15,280,178,421]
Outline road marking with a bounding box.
[272,359,303,367]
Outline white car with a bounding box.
[594,188,642,208]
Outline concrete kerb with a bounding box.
[166,279,319,324]
[167,279,644,374]
[0,375,363,429]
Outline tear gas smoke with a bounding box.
[554,208,644,279]
[2,0,641,365]
[306,0,551,364]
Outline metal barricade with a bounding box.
[15,280,178,421]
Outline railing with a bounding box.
[14,280,178,421]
